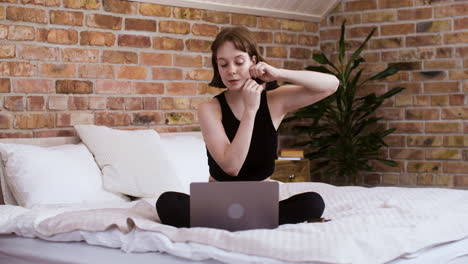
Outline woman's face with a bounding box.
[216,41,255,90]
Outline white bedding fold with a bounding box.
[1,183,468,264]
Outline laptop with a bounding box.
[190,181,279,231]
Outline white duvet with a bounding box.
[1,182,468,264]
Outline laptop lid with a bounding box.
[190,181,279,231]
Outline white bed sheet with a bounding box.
[1,182,468,264]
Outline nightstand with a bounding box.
[271,159,311,182]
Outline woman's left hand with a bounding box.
[249,62,281,83]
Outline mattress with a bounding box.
[1,182,468,264]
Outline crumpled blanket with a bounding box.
[1,182,468,264]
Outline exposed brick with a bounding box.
[417,20,451,33]
[290,48,311,59]
[345,0,377,11]
[232,13,256,27]
[174,54,202,67]
[441,108,468,119]
[252,31,273,43]
[444,135,468,147]
[95,112,131,126]
[64,0,100,9]
[167,82,198,96]
[102,50,137,64]
[202,10,229,24]
[370,37,403,49]
[431,95,449,106]
[18,45,59,61]
[427,149,462,160]
[258,17,281,30]
[450,70,468,80]
[15,113,55,129]
[0,131,32,138]
[140,3,171,17]
[389,122,424,133]
[79,64,114,79]
[413,71,446,81]
[152,68,183,80]
[281,20,304,32]
[0,44,15,58]
[444,32,468,45]
[159,21,190,34]
[454,176,468,187]
[426,122,461,133]
[435,3,468,18]
[0,78,10,93]
[173,97,190,109]
[186,39,211,53]
[165,112,195,125]
[283,61,305,70]
[444,162,468,174]
[305,22,319,33]
[190,97,209,110]
[405,108,439,120]
[348,26,378,38]
[68,96,89,110]
[57,112,94,127]
[2,61,36,77]
[124,97,142,110]
[382,174,399,185]
[134,82,164,95]
[185,69,212,81]
[390,148,424,160]
[298,35,318,46]
[125,18,156,32]
[139,52,171,66]
[436,47,453,58]
[398,8,432,20]
[379,0,412,8]
[117,65,147,80]
[423,82,459,93]
[87,14,122,30]
[197,83,220,95]
[22,0,61,6]
[13,79,53,93]
[153,37,184,50]
[4,96,25,111]
[424,60,460,70]
[89,97,107,110]
[267,47,287,58]
[192,24,218,37]
[326,14,361,27]
[274,32,297,45]
[362,11,396,23]
[103,0,137,14]
[56,80,93,94]
[96,80,133,94]
[133,112,163,125]
[160,97,173,110]
[108,97,124,110]
[50,10,83,26]
[80,31,115,46]
[0,114,12,129]
[118,35,151,48]
[455,17,468,30]
[408,162,442,173]
[62,48,99,63]
[381,23,415,35]
[48,96,68,110]
[8,25,35,41]
[173,7,201,20]
[7,6,47,24]
[34,129,75,138]
[39,63,75,78]
[450,94,465,106]
[143,97,158,110]
[45,29,78,45]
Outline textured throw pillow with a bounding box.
[0,143,128,208]
[74,125,184,198]
[160,134,209,193]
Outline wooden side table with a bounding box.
[271,159,311,182]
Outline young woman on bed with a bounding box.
[156,26,339,228]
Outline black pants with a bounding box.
[156,191,325,228]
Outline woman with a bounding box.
[156,26,339,228]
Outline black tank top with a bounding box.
[207,90,278,181]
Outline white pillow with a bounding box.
[0,143,128,208]
[160,134,209,193]
[74,125,184,198]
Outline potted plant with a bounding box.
[283,21,404,185]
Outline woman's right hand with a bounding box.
[241,79,263,114]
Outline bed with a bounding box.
[1,129,468,264]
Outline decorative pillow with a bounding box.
[0,143,128,208]
[160,134,209,193]
[74,125,184,198]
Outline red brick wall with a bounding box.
[320,0,468,188]
[0,0,319,137]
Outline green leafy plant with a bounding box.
[284,21,404,185]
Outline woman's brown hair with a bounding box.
[209,26,266,88]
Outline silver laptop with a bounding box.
[190,181,279,231]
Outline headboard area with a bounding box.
[0,132,204,205]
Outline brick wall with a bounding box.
[0,0,319,138]
[319,0,468,188]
